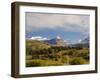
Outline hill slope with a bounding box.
[26,39,51,51]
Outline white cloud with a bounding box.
[30,36,49,41]
[26,13,90,34]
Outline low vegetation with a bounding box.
[26,40,89,67]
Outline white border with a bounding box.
[19,6,95,75]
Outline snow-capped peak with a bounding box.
[56,36,61,39]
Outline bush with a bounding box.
[61,56,69,64]
[80,52,89,60]
[26,55,32,60]
[26,59,64,67]
[69,57,87,65]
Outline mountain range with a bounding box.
[27,36,89,48]
[44,36,67,46]
[70,37,89,48]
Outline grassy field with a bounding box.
[26,40,89,67]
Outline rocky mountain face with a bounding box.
[44,36,67,46]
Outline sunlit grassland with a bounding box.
[26,40,89,67]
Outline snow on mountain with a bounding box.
[27,36,89,47]
[29,36,49,41]
[45,36,68,46]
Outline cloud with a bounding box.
[26,13,90,35]
[30,36,49,41]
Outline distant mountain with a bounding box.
[44,36,67,46]
[69,37,89,48]
[27,36,68,47]
[80,37,89,44]
[27,36,89,48]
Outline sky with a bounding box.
[25,12,90,44]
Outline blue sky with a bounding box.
[25,12,90,43]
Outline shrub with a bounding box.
[26,60,42,67]
[26,59,64,67]
[69,57,87,65]
[26,55,32,60]
[61,56,69,64]
[80,52,89,60]
[77,49,89,60]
